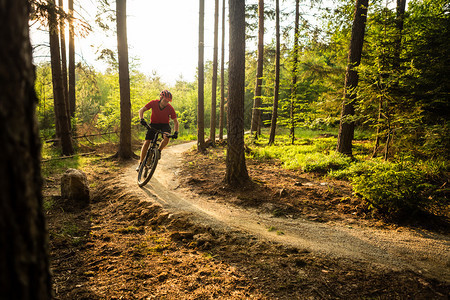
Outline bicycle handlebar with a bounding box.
[144,124,175,138]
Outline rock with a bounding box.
[61,168,90,205]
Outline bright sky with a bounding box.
[124,0,222,84]
[30,0,332,86]
[31,0,224,86]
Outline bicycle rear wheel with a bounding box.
[137,148,160,187]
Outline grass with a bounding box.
[245,127,449,220]
[41,143,90,178]
[247,133,354,173]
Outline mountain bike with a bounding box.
[137,124,174,187]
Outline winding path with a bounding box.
[122,142,450,283]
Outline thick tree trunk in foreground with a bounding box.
[250,0,264,139]
[225,0,250,186]
[336,0,369,156]
[0,1,52,298]
[116,0,133,159]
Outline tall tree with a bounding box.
[0,1,52,298]
[268,0,280,145]
[393,0,406,70]
[68,0,76,118]
[290,0,300,144]
[219,0,226,140]
[225,0,250,186]
[210,0,219,144]
[198,0,206,151]
[336,0,369,156]
[250,0,264,139]
[59,0,69,120]
[116,0,133,159]
[49,0,74,155]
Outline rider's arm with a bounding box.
[173,117,179,132]
[139,106,149,119]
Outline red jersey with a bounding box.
[144,100,177,124]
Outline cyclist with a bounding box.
[137,90,179,171]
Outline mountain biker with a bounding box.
[137,90,179,171]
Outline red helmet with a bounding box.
[160,90,172,101]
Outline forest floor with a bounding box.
[43,141,450,299]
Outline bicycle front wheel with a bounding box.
[137,148,160,187]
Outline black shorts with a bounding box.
[145,123,171,141]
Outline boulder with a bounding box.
[61,168,90,205]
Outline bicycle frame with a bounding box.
[137,125,173,187]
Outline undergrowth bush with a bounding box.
[248,131,448,221]
[289,152,351,173]
[351,159,448,219]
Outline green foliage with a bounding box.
[249,129,448,220]
[351,159,448,218]
[35,62,55,139]
[249,131,351,172]
[41,144,81,178]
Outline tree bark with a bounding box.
[59,0,69,122]
[198,0,206,151]
[336,0,369,156]
[393,0,406,70]
[225,0,250,186]
[116,0,133,159]
[210,0,219,144]
[268,0,280,145]
[290,0,300,145]
[68,0,76,118]
[0,1,52,298]
[49,0,74,156]
[219,0,226,140]
[250,0,264,139]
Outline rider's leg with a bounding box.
[158,136,170,151]
[139,140,151,163]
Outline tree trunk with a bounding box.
[68,0,76,118]
[49,0,74,156]
[225,0,250,186]
[336,0,369,156]
[268,0,280,145]
[250,0,264,139]
[198,0,206,151]
[0,1,52,298]
[116,0,133,159]
[290,0,300,145]
[59,0,69,122]
[393,0,406,70]
[210,0,219,144]
[219,0,226,140]
[372,95,383,158]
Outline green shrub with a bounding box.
[351,161,432,218]
[328,159,382,180]
[295,152,351,173]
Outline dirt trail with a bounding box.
[122,142,450,283]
